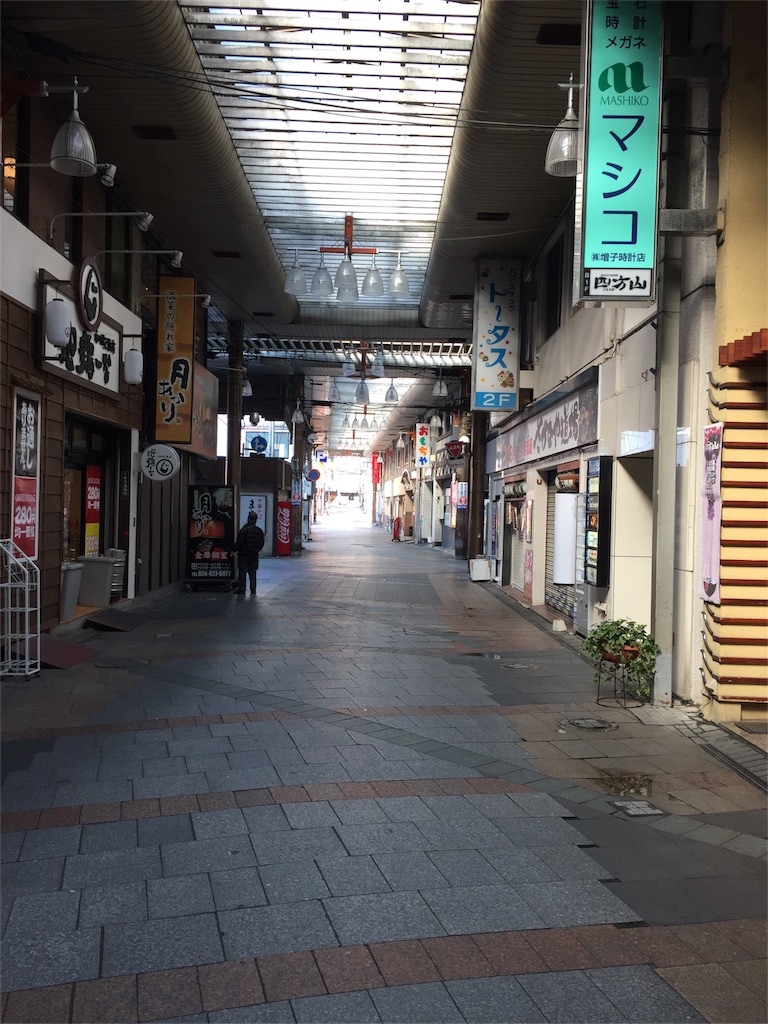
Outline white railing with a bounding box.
[0,539,40,678]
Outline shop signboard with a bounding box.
[581,0,663,300]
[186,485,236,582]
[700,423,723,603]
[11,390,40,559]
[415,423,430,467]
[175,363,218,459]
[85,466,101,555]
[471,261,520,411]
[41,276,121,394]
[155,276,195,444]
[239,494,268,531]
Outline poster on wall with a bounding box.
[239,494,268,531]
[85,466,101,555]
[12,390,40,559]
[700,422,723,603]
[186,485,235,582]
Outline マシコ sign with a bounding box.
[581,0,662,301]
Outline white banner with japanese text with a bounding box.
[471,261,520,411]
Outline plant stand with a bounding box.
[595,656,645,708]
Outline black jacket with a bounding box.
[234,523,265,559]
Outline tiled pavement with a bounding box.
[1,509,766,1023]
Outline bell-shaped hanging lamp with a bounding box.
[310,254,334,296]
[351,415,360,430]
[334,255,356,287]
[341,413,351,429]
[337,278,359,302]
[385,378,399,403]
[361,255,384,297]
[544,74,582,177]
[396,433,406,450]
[354,379,369,404]
[291,399,304,424]
[50,78,97,176]
[329,381,341,402]
[388,252,410,296]
[284,250,308,295]
[432,372,448,397]
[370,349,384,377]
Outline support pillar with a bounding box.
[467,410,488,560]
[226,320,244,495]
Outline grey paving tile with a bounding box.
[210,867,268,910]
[514,879,642,927]
[184,752,232,774]
[376,797,440,823]
[259,860,331,903]
[335,822,435,856]
[219,900,338,958]
[78,881,148,927]
[205,767,282,792]
[0,832,24,863]
[446,976,547,1023]
[63,846,162,888]
[463,793,530,818]
[415,819,514,851]
[329,798,390,824]
[480,846,560,884]
[529,844,614,881]
[421,796,488,821]
[426,849,505,887]
[241,804,291,833]
[209,1002,295,1022]
[80,820,139,854]
[53,780,133,807]
[345,763,417,782]
[586,965,707,1022]
[142,756,188,778]
[509,792,571,817]
[423,883,546,934]
[277,764,353,786]
[252,827,347,865]
[167,738,233,757]
[162,835,258,877]
[519,970,630,1023]
[315,854,389,897]
[102,912,224,975]
[281,801,342,829]
[0,784,56,812]
[602,875,768,925]
[19,825,82,860]
[4,890,81,938]
[0,927,102,990]
[322,891,445,945]
[148,873,215,917]
[226,749,275,771]
[372,851,449,891]
[492,817,590,847]
[133,773,209,800]
[138,813,195,848]
[191,808,248,840]
[371,982,463,1023]
[293,990,381,1023]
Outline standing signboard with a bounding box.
[186,485,235,585]
[11,390,40,559]
[471,261,520,411]
[581,0,663,300]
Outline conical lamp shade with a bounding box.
[310,263,334,296]
[337,279,359,302]
[544,105,580,176]
[335,257,356,286]
[354,380,369,404]
[361,267,384,297]
[50,85,97,176]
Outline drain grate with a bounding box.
[610,799,664,816]
[735,721,768,735]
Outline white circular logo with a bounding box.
[77,258,103,332]
[140,444,181,481]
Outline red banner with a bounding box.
[276,501,291,556]
[85,466,101,555]
[371,452,381,484]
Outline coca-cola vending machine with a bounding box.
[276,500,291,556]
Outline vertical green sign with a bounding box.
[582,0,662,300]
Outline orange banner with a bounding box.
[155,276,195,443]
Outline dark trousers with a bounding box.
[235,556,258,593]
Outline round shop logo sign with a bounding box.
[76,258,103,332]
[140,444,181,481]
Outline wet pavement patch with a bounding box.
[1,736,55,782]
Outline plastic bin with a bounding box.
[469,557,491,581]
[60,561,84,620]
[77,555,119,606]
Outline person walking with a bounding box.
[231,511,265,594]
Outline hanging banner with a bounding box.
[84,466,101,555]
[700,422,723,603]
[415,423,430,467]
[155,276,195,443]
[471,261,520,411]
[371,452,381,484]
[581,0,663,300]
[175,363,218,459]
[12,390,40,559]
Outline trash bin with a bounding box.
[60,561,84,620]
[77,555,119,606]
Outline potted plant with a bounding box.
[581,618,660,702]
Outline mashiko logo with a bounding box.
[598,61,649,93]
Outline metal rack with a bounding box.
[0,539,40,679]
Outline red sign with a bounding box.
[371,452,381,484]
[276,501,291,556]
[85,466,101,555]
[445,441,464,459]
[12,476,37,557]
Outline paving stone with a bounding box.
[463,793,530,818]
[191,808,248,840]
[515,879,642,927]
[472,931,548,975]
[281,801,342,829]
[133,773,209,800]
[371,981,464,1023]
[421,935,495,980]
[138,814,195,847]
[426,849,505,887]
[220,901,338,958]
[0,831,24,863]
[142,755,189,778]
[588,964,709,1022]
[102,913,223,975]
[79,881,148,927]
[1,927,102,989]
[199,958,264,1012]
[373,851,449,891]
[64,846,162,888]
[80,819,139,854]
[210,866,268,910]
[518,969,630,1023]
[414,819,514,851]
[422,883,545,934]
[446,976,547,1022]
[241,804,291,833]
[259,860,331,903]
[4,983,75,1024]
[19,825,82,860]
[314,943,385,994]
[53,780,134,807]
[252,827,347,865]
[368,939,442,986]
[208,1001,295,1022]
[315,854,389,897]
[528,843,614,881]
[4,889,81,937]
[72,974,138,1023]
[161,835,258,877]
[329,798,390,824]
[147,873,215,917]
[293,990,381,1023]
[322,891,445,945]
[492,816,590,846]
[138,966,203,1021]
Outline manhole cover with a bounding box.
[566,717,616,731]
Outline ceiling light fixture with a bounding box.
[329,381,341,401]
[99,249,183,268]
[385,378,399,403]
[388,252,411,296]
[361,254,384,297]
[291,399,304,424]
[310,253,334,296]
[544,73,583,177]
[396,433,406,450]
[432,371,448,397]
[284,250,308,295]
[370,349,385,377]
[354,379,369,404]
[49,77,97,176]
[47,209,153,244]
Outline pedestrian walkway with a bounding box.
[1,507,766,1024]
